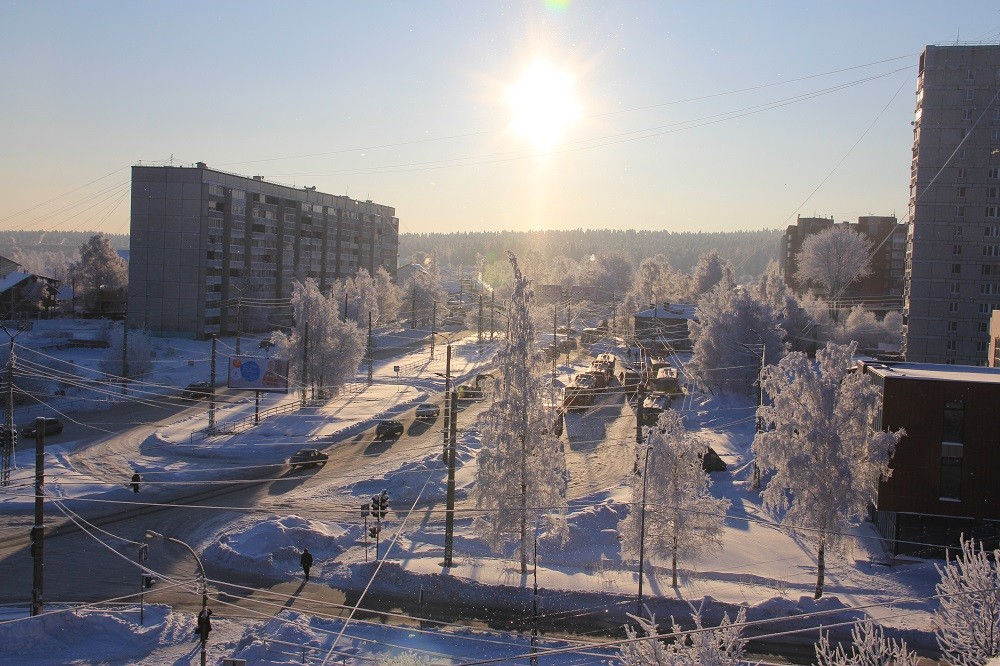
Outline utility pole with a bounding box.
[478,294,483,345]
[367,312,373,384]
[612,289,617,334]
[121,318,128,395]
[443,390,458,566]
[411,282,416,329]
[300,321,309,407]
[490,291,495,340]
[637,444,652,616]
[31,417,45,616]
[552,305,557,379]
[208,336,216,431]
[430,302,437,359]
[1,323,29,486]
[235,296,242,356]
[752,342,765,490]
[531,531,538,666]
[442,344,451,457]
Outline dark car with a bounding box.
[415,403,440,419]
[375,419,404,439]
[182,381,212,399]
[20,417,64,438]
[288,448,329,469]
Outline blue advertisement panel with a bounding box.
[227,356,290,392]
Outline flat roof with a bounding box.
[863,361,1000,385]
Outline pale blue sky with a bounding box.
[1,1,999,236]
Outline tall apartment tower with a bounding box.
[128,164,399,338]
[903,45,1000,366]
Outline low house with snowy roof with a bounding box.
[0,271,60,319]
[633,303,697,350]
[861,361,1000,556]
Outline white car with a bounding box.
[415,403,440,419]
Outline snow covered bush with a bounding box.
[619,607,747,666]
[815,620,918,665]
[935,536,1000,666]
[100,324,154,382]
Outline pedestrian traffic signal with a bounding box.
[142,574,155,589]
[369,525,380,538]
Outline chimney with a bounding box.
[196,161,207,169]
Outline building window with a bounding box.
[979,302,993,314]
[966,70,976,81]
[977,341,988,352]
[979,321,989,333]
[990,167,1000,179]
[985,245,1000,256]
[946,340,957,350]
[957,206,966,218]
[986,226,1000,237]
[961,148,970,160]
[988,207,1000,219]
[954,245,963,255]
[952,264,962,275]
[952,282,961,294]
[949,301,960,312]
[989,188,999,199]
[958,167,968,179]
[963,109,973,121]
[964,89,975,102]
[958,187,968,198]
[948,321,959,332]
[954,225,964,236]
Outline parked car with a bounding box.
[415,403,440,419]
[375,419,404,439]
[288,448,329,468]
[182,381,212,399]
[20,417,64,438]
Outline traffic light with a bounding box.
[370,490,389,520]
[142,574,155,589]
[369,525,380,539]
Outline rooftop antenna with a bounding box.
[169,154,174,167]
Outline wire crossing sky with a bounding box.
[1,2,999,236]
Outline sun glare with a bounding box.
[506,60,581,151]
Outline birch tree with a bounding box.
[273,279,365,397]
[69,233,128,313]
[794,226,872,314]
[815,620,918,666]
[753,342,903,598]
[934,536,1000,666]
[373,266,402,324]
[472,252,568,574]
[343,269,380,327]
[619,607,747,666]
[618,410,730,587]
[690,250,733,297]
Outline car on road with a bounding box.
[288,448,329,468]
[182,381,212,399]
[375,419,404,439]
[415,403,440,419]
[20,417,64,438]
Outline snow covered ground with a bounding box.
[0,320,946,664]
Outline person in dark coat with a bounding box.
[300,548,313,581]
[131,472,141,493]
[197,608,212,642]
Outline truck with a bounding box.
[457,373,495,400]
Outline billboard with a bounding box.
[227,356,290,392]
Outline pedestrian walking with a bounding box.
[300,547,313,581]
[130,472,141,493]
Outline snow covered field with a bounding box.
[0,320,946,664]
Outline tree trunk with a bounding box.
[520,435,528,575]
[671,535,678,588]
[814,539,825,599]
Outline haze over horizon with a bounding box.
[2,1,999,238]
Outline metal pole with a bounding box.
[443,390,457,566]
[254,390,260,425]
[2,334,14,487]
[301,321,309,407]
[490,291,495,340]
[478,294,483,345]
[443,344,451,454]
[430,302,437,359]
[30,417,45,616]
[637,445,652,616]
[367,312,373,384]
[235,296,242,356]
[208,335,216,431]
[121,319,128,395]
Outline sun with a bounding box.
[506,60,581,150]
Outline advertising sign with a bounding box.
[227,356,289,392]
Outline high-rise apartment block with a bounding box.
[780,214,906,308]
[903,45,1000,365]
[128,164,399,338]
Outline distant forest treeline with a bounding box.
[399,228,783,278]
[2,231,129,258]
[2,228,783,279]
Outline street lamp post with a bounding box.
[637,444,653,616]
[145,530,208,666]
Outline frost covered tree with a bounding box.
[686,274,787,396]
[934,536,1000,666]
[619,607,747,666]
[619,410,730,587]
[403,258,447,328]
[100,324,154,382]
[373,266,402,324]
[794,227,872,315]
[753,342,904,598]
[690,250,733,297]
[273,279,365,397]
[69,233,128,313]
[472,252,568,574]
[342,269,380,327]
[815,620,918,666]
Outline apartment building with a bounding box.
[903,45,1000,365]
[128,164,399,338]
[779,214,906,308]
